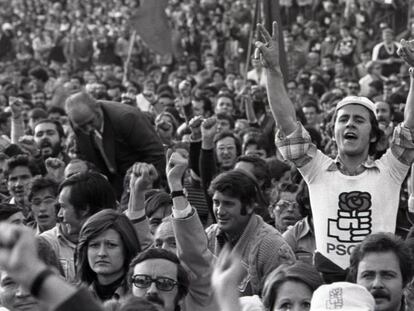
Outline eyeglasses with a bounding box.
[271,199,300,211]
[131,274,178,291]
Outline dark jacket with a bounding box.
[74,101,165,196]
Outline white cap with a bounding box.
[2,23,12,32]
[310,282,375,311]
[335,96,376,115]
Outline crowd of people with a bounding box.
[0,0,414,311]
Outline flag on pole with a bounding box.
[129,0,173,55]
[261,0,288,83]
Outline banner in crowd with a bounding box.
[129,0,173,55]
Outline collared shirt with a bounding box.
[40,224,77,284]
[206,214,295,295]
[283,216,315,264]
[276,122,414,269]
[276,122,414,174]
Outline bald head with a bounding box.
[65,92,103,134]
[65,91,99,113]
[154,218,176,254]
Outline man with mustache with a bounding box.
[348,233,412,311]
[130,248,189,311]
[33,120,68,162]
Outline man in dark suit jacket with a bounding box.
[65,92,165,196]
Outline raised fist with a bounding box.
[189,116,203,140]
[129,162,158,193]
[9,97,24,118]
[178,80,192,98]
[18,135,40,156]
[45,157,65,183]
[166,148,188,190]
[201,117,217,138]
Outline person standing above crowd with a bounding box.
[372,28,404,77]
[64,91,165,197]
[255,21,414,282]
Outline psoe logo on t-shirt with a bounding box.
[327,191,372,243]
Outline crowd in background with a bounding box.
[0,0,412,311]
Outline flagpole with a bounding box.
[123,30,137,84]
[243,0,260,84]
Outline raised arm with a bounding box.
[398,39,414,128]
[255,22,297,136]
[404,68,414,128]
[126,162,158,250]
[166,149,217,307]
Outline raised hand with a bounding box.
[178,80,192,98]
[129,162,158,194]
[255,22,281,70]
[18,135,40,156]
[0,224,46,288]
[211,245,243,311]
[9,97,24,119]
[45,157,65,183]
[397,39,414,67]
[201,117,218,149]
[189,115,203,140]
[166,148,189,191]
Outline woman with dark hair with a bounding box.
[262,262,323,311]
[76,209,141,302]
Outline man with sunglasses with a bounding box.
[130,248,189,311]
[269,183,303,233]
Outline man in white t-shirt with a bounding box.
[254,22,414,281]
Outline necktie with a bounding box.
[91,130,116,174]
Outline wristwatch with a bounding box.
[171,190,185,198]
